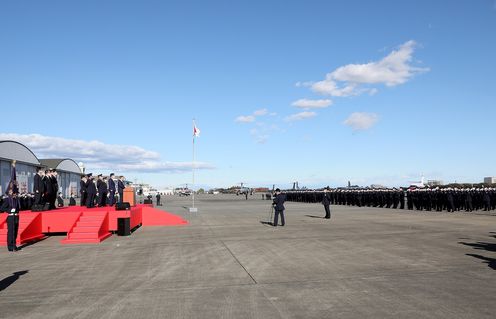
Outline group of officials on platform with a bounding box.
[80,173,126,208]
[2,160,127,252]
[32,167,59,209]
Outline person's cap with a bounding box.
[275,188,281,192]
[86,173,93,177]
[110,173,115,177]
[97,174,102,177]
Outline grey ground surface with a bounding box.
[1,194,495,319]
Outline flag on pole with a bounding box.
[10,161,19,195]
[193,123,201,137]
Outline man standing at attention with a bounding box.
[117,176,126,203]
[33,167,45,205]
[272,188,286,227]
[80,175,87,206]
[108,173,116,206]
[322,187,331,219]
[6,160,20,252]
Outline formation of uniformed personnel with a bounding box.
[285,187,496,213]
[272,188,286,227]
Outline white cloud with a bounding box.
[343,112,379,131]
[235,115,256,123]
[253,108,268,116]
[292,98,332,109]
[0,133,214,173]
[285,111,317,122]
[310,40,428,97]
[235,108,272,123]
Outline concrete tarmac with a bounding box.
[0,194,495,318]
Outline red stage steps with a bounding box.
[61,211,112,244]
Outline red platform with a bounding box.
[0,204,188,246]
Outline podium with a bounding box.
[123,187,136,206]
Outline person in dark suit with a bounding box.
[272,188,286,227]
[6,160,20,252]
[57,192,64,207]
[44,170,53,209]
[69,193,77,206]
[85,174,97,208]
[50,169,59,209]
[97,175,108,207]
[156,193,162,206]
[33,167,45,205]
[322,187,331,219]
[117,176,126,203]
[80,175,88,206]
[108,173,116,206]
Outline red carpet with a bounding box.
[0,204,187,246]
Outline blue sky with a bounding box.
[1,0,495,189]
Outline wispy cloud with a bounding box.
[235,108,270,123]
[0,133,214,173]
[292,99,332,109]
[310,40,428,97]
[235,115,256,123]
[253,108,268,116]
[343,112,379,131]
[285,111,317,122]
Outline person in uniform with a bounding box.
[108,173,116,206]
[69,193,77,206]
[57,192,64,207]
[50,169,59,209]
[6,160,20,252]
[80,175,88,206]
[117,176,126,203]
[156,192,162,206]
[322,187,331,219]
[33,167,45,205]
[96,174,108,207]
[85,174,97,208]
[272,188,286,227]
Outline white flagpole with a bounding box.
[192,119,196,210]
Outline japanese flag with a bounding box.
[193,124,201,137]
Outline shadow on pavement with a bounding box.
[466,254,496,270]
[460,233,496,270]
[0,270,29,292]
[305,215,326,219]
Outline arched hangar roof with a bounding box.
[39,159,82,175]
[0,140,41,166]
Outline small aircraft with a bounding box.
[175,185,192,196]
[409,174,426,188]
[236,182,251,196]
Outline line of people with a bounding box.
[79,173,126,208]
[285,187,496,212]
[32,167,59,209]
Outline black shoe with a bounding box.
[325,217,330,219]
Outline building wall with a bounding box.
[484,177,496,184]
[0,159,37,194]
[57,171,81,198]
